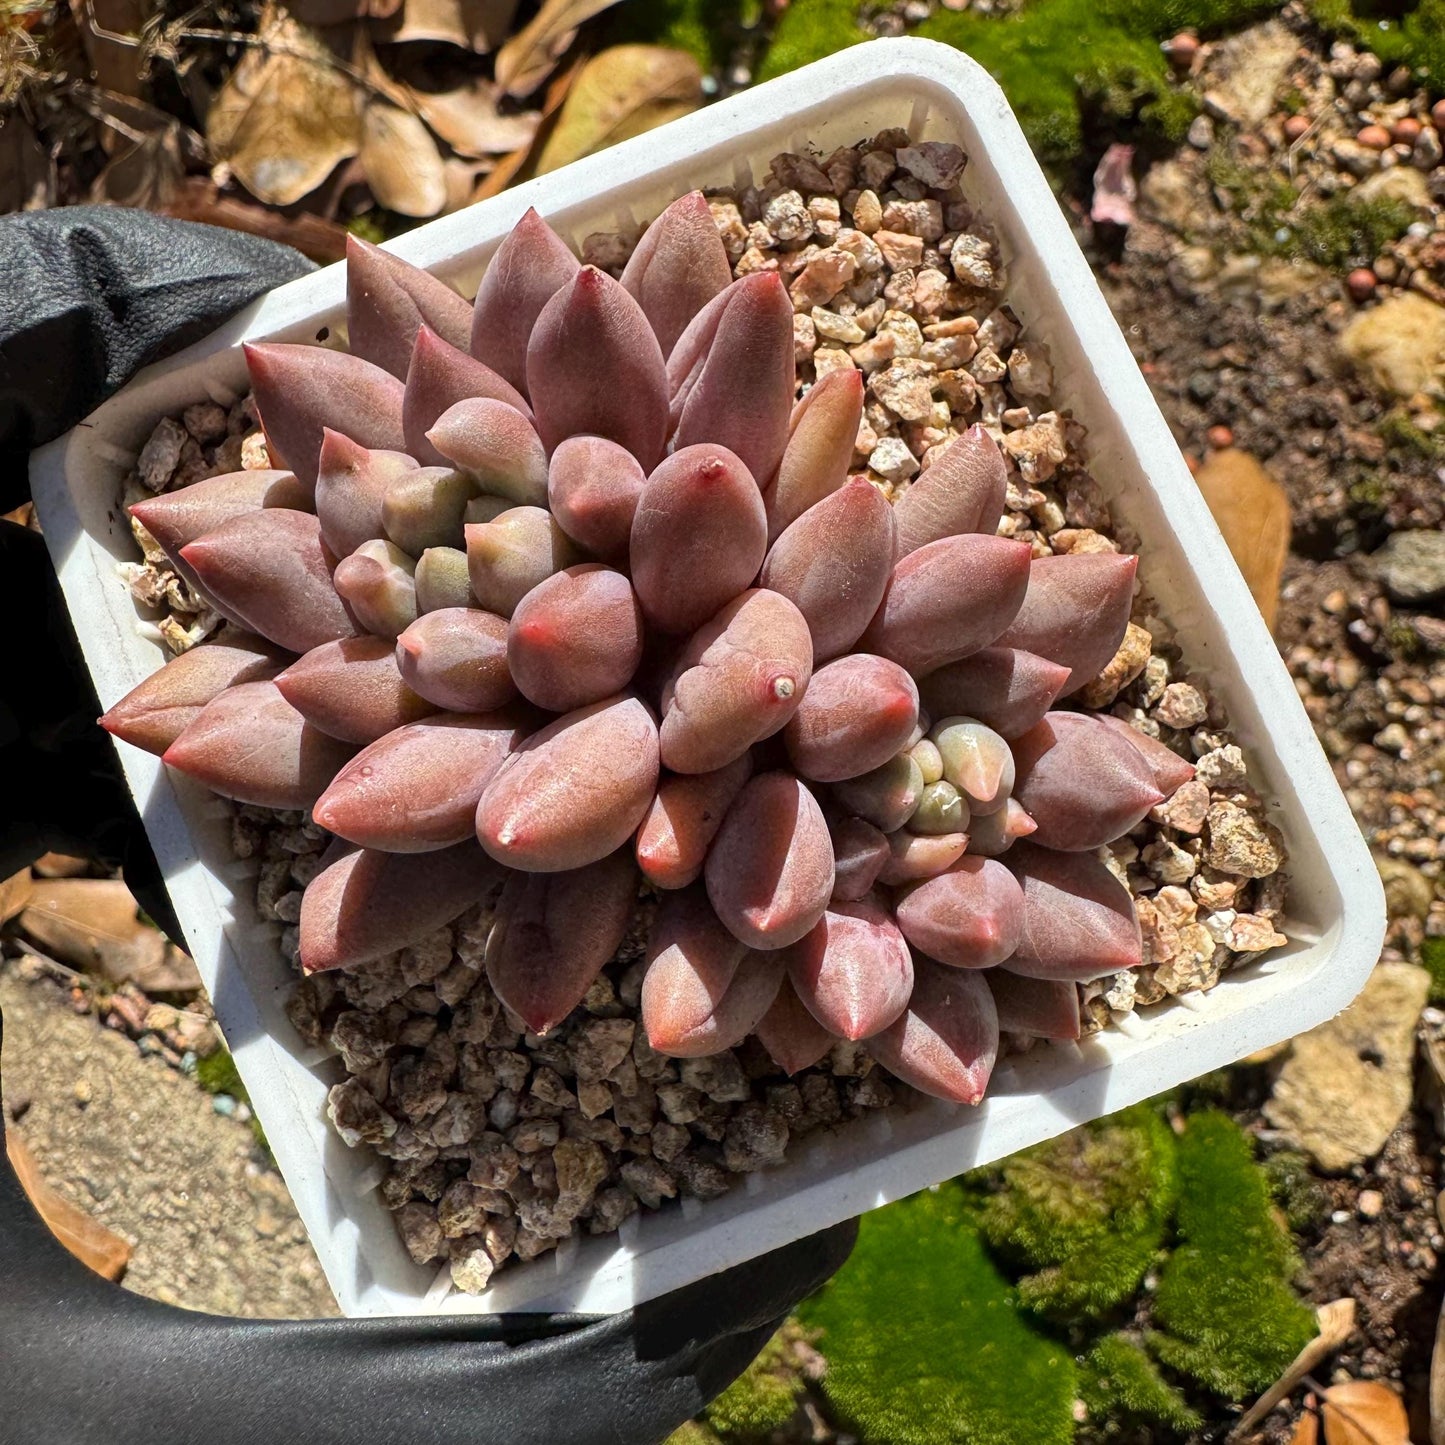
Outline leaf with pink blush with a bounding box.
[403,324,530,465]
[894,856,1024,968]
[870,958,999,1105]
[547,435,646,562]
[789,894,913,1041]
[828,814,890,901]
[130,469,309,574]
[917,647,1072,741]
[875,829,969,887]
[964,798,1037,857]
[1093,713,1196,796]
[934,717,1015,816]
[986,970,1081,1041]
[828,751,924,833]
[332,540,419,640]
[465,505,582,617]
[346,233,473,381]
[396,607,515,713]
[426,398,548,507]
[315,431,417,560]
[620,191,732,358]
[635,755,753,890]
[275,636,435,745]
[892,424,1007,556]
[763,368,864,543]
[784,654,919,784]
[754,980,836,1076]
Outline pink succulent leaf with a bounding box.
[1003,840,1143,981]
[527,267,669,467]
[862,535,1032,678]
[414,546,476,612]
[994,553,1139,697]
[986,970,1081,1041]
[763,368,864,543]
[507,564,645,712]
[243,342,405,498]
[464,506,582,617]
[759,477,897,663]
[789,894,913,1041]
[891,425,1007,557]
[396,607,516,713]
[964,798,1037,857]
[470,206,581,399]
[934,717,1015,816]
[668,272,795,485]
[894,856,1024,968]
[828,750,924,833]
[332,540,419,640]
[620,191,733,359]
[1011,711,1164,851]
[315,431,417,560]
[875,829,969,887]
[1093,713,1196,796]
[426,398,548,507]
[870,958,999,1106]
[162,679,354,810]
[635,755,754,890]
[547,435,647,562]
[784,654,919,784]
[827,814,890,901]
[756,979,836,1075]
[315,709,530,852]
[346,233,474,381]
[403,324,531,466]
[705,770,834,950]
[630,443,767,636]
[917,647,1072,741]
[300,839,505,974]
[477,694,659,871]
[484,848,637,1034]
[99,631,289,756]
[180,510,363,653]
[274,636,436,745]
[130,469,309,573]
[659,590,813,775]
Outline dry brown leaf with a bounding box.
[372,0,518,51]
[32,853,91,878]
[470,49,581,201]
[1320,1381,1411,1445]
[1192,447,1290,633]
[494,0,622,97]
[90,120,185,208]
[536,44,700,174]
[1293,1405,1322,1445]
[402,78,540,157]
[360,99,448,216]
[0,110,53,213]
[206,2,362,206]
[0,870,33,927]
[6,1130,131,1281]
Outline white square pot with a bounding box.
[29,37,1385,1317]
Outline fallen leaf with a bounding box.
[0,870,32,926]
[0,110,53,213]
[206,2,362,206]
[1320,1380,1410,1445]
[31,854,91,879]
[371,0,518,51]
[1191,447,1290,632]
[89,119,186,208]
[536,44,701,174]
[360,99,448,216]
[402,77,540,157]
[470,50,580,201]
[494,0,622,97]
[6,1130,132,1281]
[1292,1404,1321,1445]
[441,154,489,212]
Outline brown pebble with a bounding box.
[1357,124,1392,150]
[1433,99,1445,133]
[1346,268,1377,303]
[1205,424,1234,450]
[1163,32,1198,68]
[1282,114,1310,142]
[1392,116,1422,145]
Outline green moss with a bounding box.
[1148,1112,1316,1399]
[979,1105,1177,1321]
[194,1047,269,1154]
[1379,406,1445,460]
[1080,1333,1203,1434]
[1286,196,1415,269]
[1309,0,1445,86]
[800,1184,1077,1445]
[1263,1150,1331,1232]
[755,0,867,81]
[1422,938,1445,1002]
[703,1329,803,1440]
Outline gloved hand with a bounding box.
[0,206,856,1445]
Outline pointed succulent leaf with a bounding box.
[630,444,767,635]
[759,477,896,663]
[547,435,646,562]
[933,716,1015,815]
[414,546,474,612]
[994,553,1139,696]
[784,654,919,784]
[332,539,419,640]
[477,695,659,871]
[870,958,999,1105]
[382,465,477,556]
[789,894,913,1041]
[755,979,836,1076]
[705,771,833,950]
[986,970,1081,1041]
[315,430,418,560]
[426,398,548,506]
[1012,711,1164,851]
[828,815,890,901]
[465,506,582,618]
[315,710,529,852]
[162,680,353,809]
[243,342,405,497]
[763,368,864,543]
[916,647,1072,741]
[964,797,1037,857]
[129,470,309,573]
[635,755,753,890]
[527,267,669,467]
[669,273,794,484]
[862,534,1032,677]
[1093,714,1196,796]
[346,233,473,380]
[396,607,515,712]
[875,829,969,886]
[300,840,504,973]
[180,510,362,653]
[620,191,733,358]
[484,850,637,1035]
[275,636,434,745]
[403,324,530,465]
[470,206,580,398]
[894,856,1024,968]
[1004,840,1142,981]
[507,564,644,712]
[909,778,970,836]
[99,631,288,756]
[659,590,813,774]
[828,751,924,833]
[892,424,1007,556]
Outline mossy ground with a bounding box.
[194,1047,269,1153]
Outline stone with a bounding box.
[1078,621,1153,707]
[1196,21,1298,127]
[1371,529,1445,604]
[1264,962,1430,1171]
[1152,779,1211,835]
[1141,158,1195,234]
[1155,682,1208,729]
[1340,293,1445,399]
[1350,164,1432,213]
[1204,802,1287,878]
[1376,855,1435,921]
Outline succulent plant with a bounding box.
[103,195,1194,1111]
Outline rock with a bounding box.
[1350,165,1433,213]
[1141,158,1195,234]
[1204,801,1286,877]
[1340,293,1445,399]
[1370,529,1445,604]
[1376,856,1435,920]
[1197,21,1298,127]
[1257,257,1326,309]
[1079,621,1152,707]
[1191,449,1290,630]
[1264,962,1430,1170]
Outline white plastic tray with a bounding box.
[30,38,1385,1317]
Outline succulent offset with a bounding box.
[102,193,1196,1111]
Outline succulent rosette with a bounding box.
[103,194,1193,1108]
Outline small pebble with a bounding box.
[1283,114,1311,142]
[1205,424,1234,450]
[1392,116,1421,145]
[1346,268,1377,302]
[1357,124,1392,150]
[1433,99,1445,132]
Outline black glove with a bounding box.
[0,206,856,1445]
